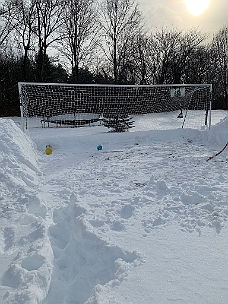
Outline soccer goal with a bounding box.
[18,82,212,131]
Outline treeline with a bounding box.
[0,0,228,116]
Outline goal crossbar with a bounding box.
[18,82,212,89]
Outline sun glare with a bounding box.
[184,0,210,16]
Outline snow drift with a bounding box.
[0,119,52,304]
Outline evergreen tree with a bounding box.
[103,113,134,132]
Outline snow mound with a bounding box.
[44,194,140,304]
[0,119,41,192]
[0,119,52,304]
[0,119,39,169]
[207,115,228,147]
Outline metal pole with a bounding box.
[18,83,25,132]
[208,84,212,130]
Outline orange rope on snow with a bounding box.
[206,142,228,162]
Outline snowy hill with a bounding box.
[0,110,228,304]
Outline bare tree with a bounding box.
[146,28,206,85]
[171,29,206,84]
[8,0,37,80]
[134,34,147,84]
[58,0,98,83]
[184,45,211,84]
[99,0,143,83]
[146,28,182,84]
[34,0,64,80]
[211,26,228,109]
[0,1,15,48]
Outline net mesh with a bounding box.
[18,83,212,129]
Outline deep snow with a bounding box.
[0,110,228,304]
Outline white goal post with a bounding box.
[18,82,212,130]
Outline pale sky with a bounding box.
[141,0,228,35]
[0,0,226,36]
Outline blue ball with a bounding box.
[97,145,102,151]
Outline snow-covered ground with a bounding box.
[0,110,228,304]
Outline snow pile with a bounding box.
[42,193,140,304]
[0,119,52,304]
[0,119,41,190]
[207,115,228,147]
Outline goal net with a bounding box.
[18,82,212,131]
